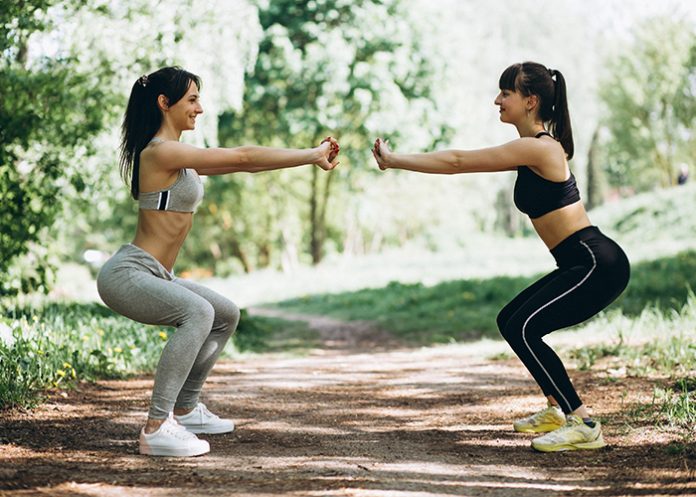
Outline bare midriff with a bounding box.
[131,210,193,272]
[530,201,592,251]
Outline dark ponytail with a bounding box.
[499,62,574,159]
[119,66,201,199]
[548,69,573,160]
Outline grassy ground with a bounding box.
[265,248,696,443]
[3,184,696,425]
[272,250,696,343]
[0,304,318,410]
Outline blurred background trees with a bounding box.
[598,16,696,192]
[0,0,114,295]
[2,0,695,294]
[207,0,452,269]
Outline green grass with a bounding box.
[568,294,696,376]
[615,250,696,314]
[564,296,696,446]
[233,309,320,354]
[657,378,696,429]
[273,250,696,344]
[1,303,163,409]
[275,276,532,344]
[0,303,314,410]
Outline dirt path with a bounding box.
[1,310,694,497]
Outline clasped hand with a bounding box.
[314,136,392,171]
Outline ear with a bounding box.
[157,94,169,112]
[526,94,539,112]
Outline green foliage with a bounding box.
[598,17,696,190]
[0,303,313,410]
[0,2,114,295]
[207,0,452,270]
[0,303,167,409]
[2,0,261,288]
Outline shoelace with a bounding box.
[525,408,556,424]
[196,403,220,422]
[544,420,585,442]
[161,418,197,440]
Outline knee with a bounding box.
[210,300,240,336]
[497,311,517,342]
[189,300,216,331]
[496,310,508,336]
[498,316,523,346]
[223,302,241,335]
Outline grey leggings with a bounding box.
[97,244,240,419]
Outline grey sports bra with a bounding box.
[138,138,204,213]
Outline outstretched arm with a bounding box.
[151,138,339,175]
[372,137,548,174]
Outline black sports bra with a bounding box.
[513,131,580,219]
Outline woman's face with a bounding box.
[168,81,203,131]
[494,88,529,124]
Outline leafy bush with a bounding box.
[0,303,311,410]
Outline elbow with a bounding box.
[234,146,252,169]
[450,151,465,172]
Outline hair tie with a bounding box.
[137,74,149,87]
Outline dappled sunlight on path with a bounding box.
[1,314,694,496]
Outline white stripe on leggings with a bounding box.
[521,240,597,413]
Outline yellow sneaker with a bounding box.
[513,404,565,433]
[531,414,607,452]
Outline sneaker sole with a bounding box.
[139,442,210,457]
[514,423,565,433]
[532,436,607,452]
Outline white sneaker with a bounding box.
[139,416,210,457]
[174,403,235,434]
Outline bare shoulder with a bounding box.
[497,136,552,165]
[528,136,570,180]
[141,140,199,172]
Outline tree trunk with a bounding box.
[16,38,28,66]
[309,166,321,264]
[308,164,335,265]
[230,239,252,273]
[586,125,607,210]
[494,183,520,236]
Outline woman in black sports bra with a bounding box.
[371,61,629,453]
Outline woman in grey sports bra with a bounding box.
[97,66,339,457]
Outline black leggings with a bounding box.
[497,226,630,414]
